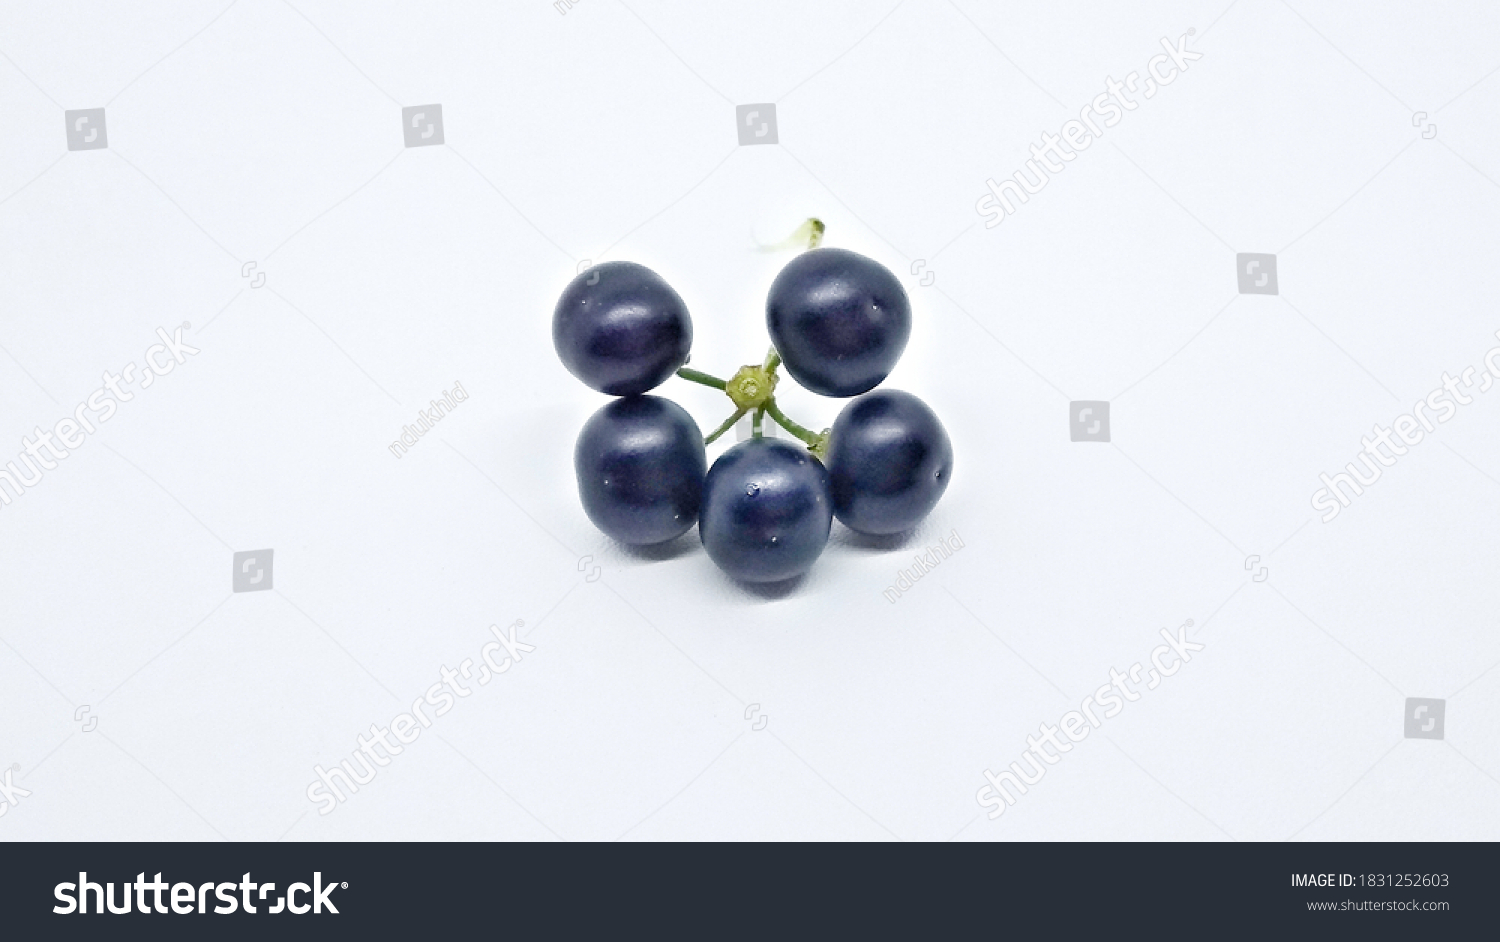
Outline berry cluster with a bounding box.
[553,222,953,585]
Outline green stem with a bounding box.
[704,407,748,446]
[764,397,820,446]
[676,367,726,390]
[763,347,781,374]
[752,407,764,438]
[806,217,825,249]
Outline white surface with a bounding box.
[1,0,1498,841]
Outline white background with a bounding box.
[1,0,1498,841]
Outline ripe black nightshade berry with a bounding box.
[699,439,832,582]
[766,247,911,398]
[553,261,693,396]
[826,389,952,535]
[574,395,706,545]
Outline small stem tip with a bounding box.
[805,217,825,249]
[757,217,826,253]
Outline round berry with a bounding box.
[766,247,911,397]
[574,395,706,545]
[553,261,692,396]
[700,439,832,583]
[827,389,951,535]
